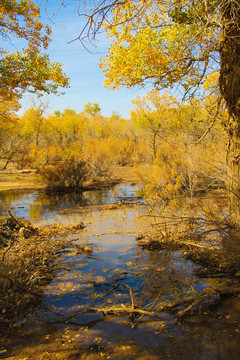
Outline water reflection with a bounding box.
[43,206,148,316]
[0,184,142,221]
[125,248,204,307]
[1,186,240,359]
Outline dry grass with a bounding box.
[0,216,77,332]
[0,170,43,191]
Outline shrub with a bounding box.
[40,160,89,192]
[83,139,114,182]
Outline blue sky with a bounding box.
[18,2,146,119]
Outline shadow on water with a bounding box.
[1,185,240,359]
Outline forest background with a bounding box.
[0,0,228,205]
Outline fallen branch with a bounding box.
[1,239,15,261]
[8,209,28,229]
[183,241,209,249]
[157,285,240,321]
[85,284,160,320]
[88,304,161,319]
[126,284,135,310]
[157,296,196,312]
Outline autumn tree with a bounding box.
[0,95,20,169]
[20,100,49,146]
[0,0,69,100]
[131,91,178,160]
[69,0,240,218]
[60,109,85,144]
[0,0,69,168]
[84,102,101,116]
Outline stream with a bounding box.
[1,184,240,359]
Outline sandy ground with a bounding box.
[0,170,44,191]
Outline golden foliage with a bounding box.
[0,0,69,99]
[99,0,220,91]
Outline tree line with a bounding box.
[1,0,240,216]
[0,91,226,195]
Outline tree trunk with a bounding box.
[219,0,240,219]
[152,132,157,161]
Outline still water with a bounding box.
[1,185,240,359]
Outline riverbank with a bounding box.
[0,170,43,191]
[0,165,152,192]
[0,215,84,334]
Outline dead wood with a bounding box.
[137,233,216,252]
[45,282,240,327]
[8,209,29,229]
[0,215,75,332]
[75,244,92,255]
[88,304,161,319]
[89,284,161,319]
[156,285,240,321]
[137,229,240,278]
[7,209,37,239]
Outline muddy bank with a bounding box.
[0,214,87,333]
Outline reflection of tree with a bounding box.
[27,192,91,221]
[158,319,239,360]
[83,190,112,205]
[0,190,91,220]
[0,188,118,220]
[129,248,198,307]
[0,185,142,221]
[0,190,34,216]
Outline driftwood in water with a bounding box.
[136,234,214,252]
[88,304,161,319]
[48,304,161,325]
[75,244,92,255]
[89,304,159,318]
[89,284,161,319]
[8,209,28,229]
[46,283,240,326]
[157,285,240,321]
[117,196,143,204]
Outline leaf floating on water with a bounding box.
[93,337,102,343]
[125,261,134,267]
[123,247,133,253]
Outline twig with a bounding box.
[1,239,15,261]
[126,284,135,310]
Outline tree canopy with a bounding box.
[74,0,220,97]
[84,102,101,116]
[0,0,69,99]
